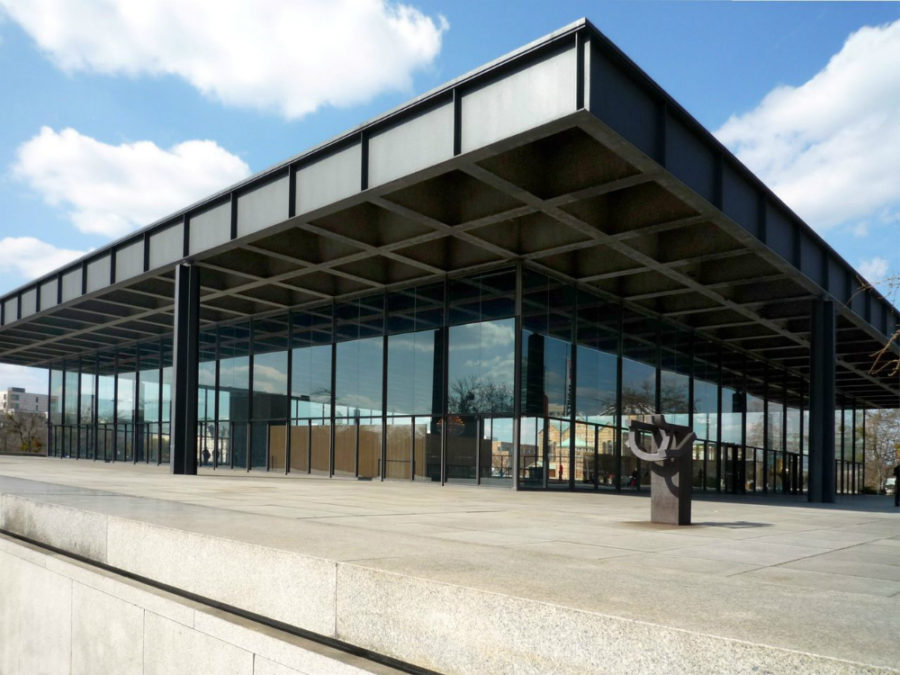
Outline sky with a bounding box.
[0,0,898,394]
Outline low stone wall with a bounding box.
[0,534,393,675]
[2,490,891,674]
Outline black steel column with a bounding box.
[808,298,836,503]
[512,264,523,490]
[614,305,623,491]
[171,262,200,475]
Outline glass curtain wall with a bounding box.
[45,264,865,497]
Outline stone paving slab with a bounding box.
[0,455,898,673]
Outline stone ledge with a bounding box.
[2,484,896,674]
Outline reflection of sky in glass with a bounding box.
[161,367,172,422]
[621,356,655,415]
[253,350,287,395]
[219,356,248,421]
[720,386,742,444]
[387,330,437,416]
[448,319,514,413]
[139,368,159,420]
[693,378,717,441]
[116,371,135,422]
[80,371,94,422]
[292,344,332,406]
[786,406,801,452]
[576,345,615,423]
[64,370,78,424]
[660,369,689,417]
[50,369,63,422]
[764,399,782,451]
[336,337,382,415]
[97,374,115,423]
[746,394,765,448]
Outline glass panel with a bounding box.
[659,326,690,428]
[575,291,618,428]
[385,417,412,479]
[49,368,63,426]
[291,307,332,475]
[448,269,515,327]
[79,362,94,459]
[481,417,513,486]
[746,393,764,449]
[598,426,617,488]
[621,356,655,419]
[289,421,310,472]
[448,318,515,415]
[336,337,383,417]
[333,418,356,476]
[137,342,160,463]
[219,323,250,468]
[415,418,441,481]
[116,365,135,461]
[720,386,743,445]
[445,414,477,483]
[310,419,330,474]
[571,421,595,489]
[197,329,216,466]
[519,416,543,486]
[64,369,79,426]
[545,418,569,486]
[766,397,783,452]
[358,418,381,479]
[522,332,571,418]
[252,316,289,471]
[387,330,441,416]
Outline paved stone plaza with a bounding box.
[1,455,898,673]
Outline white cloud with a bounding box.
[0,0,447,119]
[858,256,889,284]
[0,236,86,279]
[716,20,900,232]
[14,127,250,237]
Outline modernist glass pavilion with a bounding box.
[1,20,897,500]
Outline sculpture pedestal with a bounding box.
[649,456,692,525]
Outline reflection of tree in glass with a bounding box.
[448,376,513,414]
[864,408,900,492]
[618,381,695,416]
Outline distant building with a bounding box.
[0,387,49,415]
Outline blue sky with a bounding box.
[0,0,898,392]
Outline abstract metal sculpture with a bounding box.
[627,414,697,525]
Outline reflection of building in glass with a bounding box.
[3,20,897,501]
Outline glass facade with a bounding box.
[44,265,867,494]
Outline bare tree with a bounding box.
[863,408,900,492]
[0,411,47,454]
[448,376,513,414]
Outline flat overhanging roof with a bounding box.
[0,19,897,406]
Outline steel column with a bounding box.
[808,298,836,502]
[171,263,200,475]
